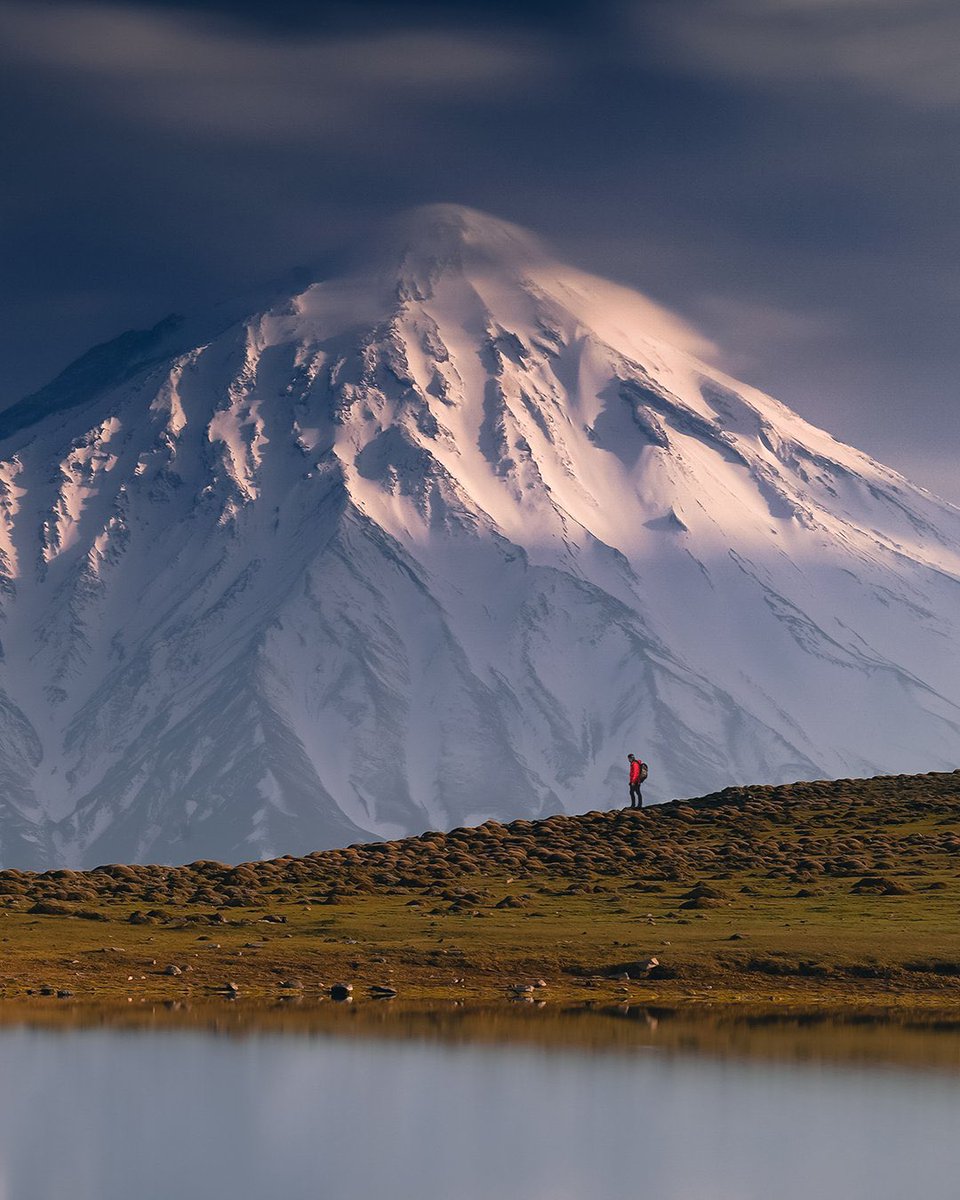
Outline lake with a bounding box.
[1,1009,958,1200]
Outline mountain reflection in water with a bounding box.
[0,1006,958,1200]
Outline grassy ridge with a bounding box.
[2,770,960,1011]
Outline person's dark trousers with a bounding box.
[629,784,643,808]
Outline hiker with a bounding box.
[627,753,647,808]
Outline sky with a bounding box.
[2,0,958,501]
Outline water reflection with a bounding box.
[2,1000,960,1071]
[0,1012,958,1200]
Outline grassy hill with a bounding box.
[2,770,960,1012]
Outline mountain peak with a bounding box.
[367,204,548,294]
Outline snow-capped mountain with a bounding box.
[1,204,959,869]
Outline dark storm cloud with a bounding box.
[643,0,960,108]
[631,0,960,496]
[0,0,558,389]
[1,0,958,500]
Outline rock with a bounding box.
[607,957,660,980]
[330,983,353,1001]
[56,989,74,999]
[163,964,182,976]
[223,982,239,994]
[369,985,398,998]
[279,979,303,989]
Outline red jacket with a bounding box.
[629,760,642,785]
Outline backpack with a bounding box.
[638,761,649,783]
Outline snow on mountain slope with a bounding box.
[1,203,959,869]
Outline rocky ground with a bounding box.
[2,770,960,1014]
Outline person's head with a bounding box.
[627,753,635,761]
